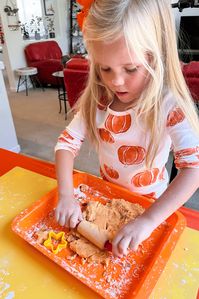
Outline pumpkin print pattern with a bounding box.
[100,167,109,181]
[98,128,115,143]
[167,107,185,127]
[143,192,156,199]
[175,146,199,168]
[58,130,74,143]
[104,164,119,179]
[175,146,199,159]
[118,146,146,165]
[131,168,159,187]
[105,114,131,134]
[175,161,199,168]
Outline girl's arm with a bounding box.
[112,168,199,256]
[55,149,83,228]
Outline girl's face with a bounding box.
[93,37,150,106]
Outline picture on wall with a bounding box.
[44,0,55,16]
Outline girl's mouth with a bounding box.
[116,91,128,96]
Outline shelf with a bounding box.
[70,0,86,54]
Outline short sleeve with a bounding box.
[55,111,86,157]
[166,106,199,169]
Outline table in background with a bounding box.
[15,67,44,96]
[52,71,68,119]
[0,148,199,299]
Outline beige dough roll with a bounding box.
[77,220,109,250]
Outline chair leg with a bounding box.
[17,76,21,92]
[30,75,36,89]
[34,75,45,91]
[25,76,28,96]
[64,98,67,120]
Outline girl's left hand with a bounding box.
[112,216,156,257]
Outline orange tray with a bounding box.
[12,172,186,299]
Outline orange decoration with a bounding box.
[104,164,119,179]
[118,145,146,165]
[98,128,115,143]
[131,168,159,187]
[166,107,185,127]
[105,114,131,134]
[76,0,94,29]
[77,0,93,8]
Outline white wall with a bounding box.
[0,61,20,152]
[0,0,70,91]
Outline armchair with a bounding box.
[63,57,89,107]
[24,41,63,86]
[182,61,199,107]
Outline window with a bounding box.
[17,0,45,38]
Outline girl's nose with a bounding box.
[111,74,124,86]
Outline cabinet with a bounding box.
[69,0,86,54]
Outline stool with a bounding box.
[15,67,43,96]
[52,71,68,119]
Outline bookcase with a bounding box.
[69,0,86,54]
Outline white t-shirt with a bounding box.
[55,91,199,198]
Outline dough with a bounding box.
[66,198,145,263]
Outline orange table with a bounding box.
[0,148,199,299]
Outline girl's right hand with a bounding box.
[55,196,83,228]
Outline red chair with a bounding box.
[24,41,63,86]
[182,61,199,106]
[63,57,89,107]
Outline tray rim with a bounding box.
[11,172,187,299]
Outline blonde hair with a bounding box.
[77,0,199,167]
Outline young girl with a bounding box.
[55,0,199,257]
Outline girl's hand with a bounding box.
[55,196,83,228]
[112,216,156,257]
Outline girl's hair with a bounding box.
[77,0,199,167]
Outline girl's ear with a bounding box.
[147,52,154,65]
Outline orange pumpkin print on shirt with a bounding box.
[100,167,108,181]
[131,168,159,187]
[175,146,199,159]
[104,164,119,179]
[58,130,74,143]
[105,114,131,134]
[118,146,146,165]
[98,128,115,143]
[175,160,199,168]
[167,107,185,127]
[143,192,156,199]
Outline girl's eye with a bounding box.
[125,67,138,73]
[100,67,111,72]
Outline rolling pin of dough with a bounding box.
[77,220,112,251]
